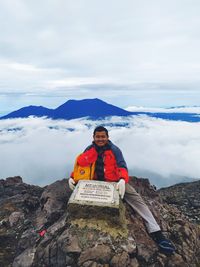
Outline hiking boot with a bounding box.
[150,230,175,255]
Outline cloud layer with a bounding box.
[0,116,200,187]
[126,106,200,113]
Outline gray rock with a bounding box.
[78,244,112,266]
[120,236,137,254]
[110,251,130,267]
[12,247,36,267]
[5,176,23,185]
[130,258,139,267]
[9,211,24,227]
[159,180,200,224]
[39,178,69,224]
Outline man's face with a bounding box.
[93,131,109,147]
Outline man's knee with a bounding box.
[125,183,138,195]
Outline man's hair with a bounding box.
[93,126,109,136]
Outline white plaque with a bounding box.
[68,180,119,208]
[75,181,114,203]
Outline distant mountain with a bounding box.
[0,106,52,119]
[52,98,131,119]
[1,98,200,122]
[147,112,200,122]
[0,98,131,120]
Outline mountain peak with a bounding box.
[0,98,131,120]
[54,98,131,119]
[58,98,105,107]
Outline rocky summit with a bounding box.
[0,176,200,267]
[159,180,200,224]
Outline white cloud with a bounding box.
[0,116,200,187]
[46,77,112,88]
[125,106,200,113]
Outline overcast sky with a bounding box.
[0,0,200,113]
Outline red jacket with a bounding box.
[72,141,129,183]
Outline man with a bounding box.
[69,126,175,254]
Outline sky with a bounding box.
[0,116,200,188]
[0,0,200,114]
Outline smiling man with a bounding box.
[69,126,175,254]
[73,126,129,184]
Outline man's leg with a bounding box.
[124,183,160,233]
[124,183,175,254]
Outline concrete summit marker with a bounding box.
[69,180,119,207]
[67,180,122,225]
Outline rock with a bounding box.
[120,236,137,254]
[0,176,44,267]
[63,235,82,253]
[23,194,40,211]
[78,244,112,266]
[39,178,69,225]
[167,253,189,267]
[129,258,139,267]
[110,251,130,267]
[9,211,24,227]
[137,243,155,263]
[65,254,76,266]
[18,228,38,252]
[129,176,159,198]
[5,176,23,185]
[82,261,106,267]
[0,218,8,227]
[159,180,200,224]
[12,247,36,267]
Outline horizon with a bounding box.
[1,97,200,117]
[1,89,200,115]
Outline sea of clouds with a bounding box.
[0,115,200,188]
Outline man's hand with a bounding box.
[68,178,76,190]
[116,179,125,199]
